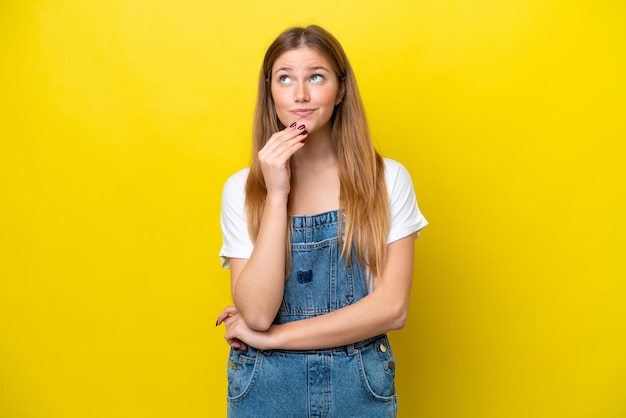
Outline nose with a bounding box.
[294,82,309,102]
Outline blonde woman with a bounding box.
[216,25,427,417]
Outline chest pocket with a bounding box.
[276,237,363,324]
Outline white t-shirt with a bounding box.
[219,158,428,272]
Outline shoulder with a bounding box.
[383,157,404,172]
[223,168,250,192]
[222,168,249,199]
[219,168,253,267]
[382,158,428,241]
[221,168,250,210]
[383,158,413,190]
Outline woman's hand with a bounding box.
[216,306,277,351]
[258,122,307,197]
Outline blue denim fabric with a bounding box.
[227,210,397,417]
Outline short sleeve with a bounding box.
[384,158,428,243]
[219,169,253,268]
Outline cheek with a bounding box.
[271,91,289,112]
[321,87,340,106]
[270,94,290,126]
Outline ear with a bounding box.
[335,78,346,105]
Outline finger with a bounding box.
[225,332,248,351]
[261,131,307,163]
[262,123,307,153]
[231,339,248,351]
[215,306,239,326]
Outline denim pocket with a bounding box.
[356,336,397,401]
[227,347,260,402]
[282,237,358,318]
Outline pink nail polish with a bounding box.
[298,124,306,130]
[289,122,297,128]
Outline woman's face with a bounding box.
[270,46,344,135]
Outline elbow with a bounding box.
[233,294,279,331]
[242,313,275,332]
[374,288,410,331]
[388,306,408,331]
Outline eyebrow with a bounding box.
[273,66,331,75]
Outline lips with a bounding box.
[291,109,315,117]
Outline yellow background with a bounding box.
[1,1,624,417]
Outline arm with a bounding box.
[228,195,287,331]
[229,124,307,331]
[219,233,416,350]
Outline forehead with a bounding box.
[272,46,332,72]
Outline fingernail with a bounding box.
[215,320,219,326]
[300,139,306,144]
[289,122,297,128]
[297,124,306,130]
[300,130,308,136]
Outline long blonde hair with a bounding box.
[245,25,389,277]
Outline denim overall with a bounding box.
[227,211,397,417]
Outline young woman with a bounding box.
[216,25,427,417]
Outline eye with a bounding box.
[278,75,293,85]
[310,74,324,83]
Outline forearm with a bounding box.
[270,287,409,350]
[264,235,416,350]
[220,235,416,351]
[232,194,288,330]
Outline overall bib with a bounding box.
[227,210,397,417]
